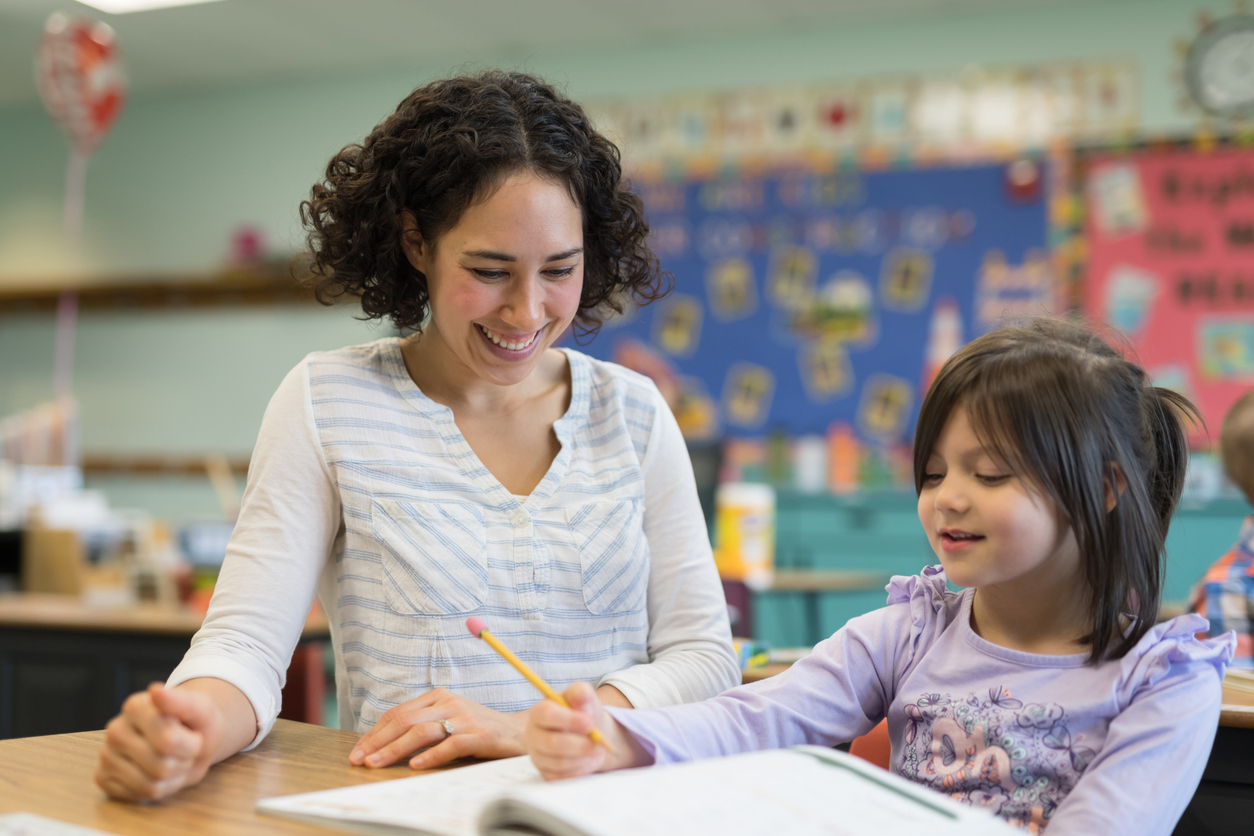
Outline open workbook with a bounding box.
[257,746,1015,836]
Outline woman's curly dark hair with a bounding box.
[300,70,669,338]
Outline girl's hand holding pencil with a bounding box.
[465,617,650,780]
[525,681,650,780]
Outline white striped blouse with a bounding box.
[167,339,739,746]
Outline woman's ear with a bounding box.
[1104,462,1127,513]
[398,211,429,271]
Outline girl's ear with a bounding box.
[398,211,429,271]
[1104,462,1127,513]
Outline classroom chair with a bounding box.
[849,719,891,770]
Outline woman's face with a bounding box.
[403,169,585,388]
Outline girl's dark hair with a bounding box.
[913,317,1199,664]
[300,70,668,337]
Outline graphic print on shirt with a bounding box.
[898,686,1095,832]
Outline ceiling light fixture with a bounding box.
[75,0,227,14]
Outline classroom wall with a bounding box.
[0,0,1222,522]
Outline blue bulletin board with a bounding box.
[579,162,1054,448]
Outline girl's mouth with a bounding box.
[939,530,985,551]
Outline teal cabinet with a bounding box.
[1165,500,1252,605]
[755,492,932,647]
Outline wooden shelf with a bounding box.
[82,454,250,477]
[0,264,320,314]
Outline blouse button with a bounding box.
[510,509,528,526]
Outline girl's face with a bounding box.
[403,169,585,388]
[917,406,1082,595]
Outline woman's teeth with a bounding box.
[478,324,537,351]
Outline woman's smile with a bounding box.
[475,323,543,360]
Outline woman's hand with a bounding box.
[350,688,528,770]
[95,683,225,801]
[525,681,649,781]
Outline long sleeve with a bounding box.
[596,384,741,708]
[1045,637,1230,836]
[608,599,921,762]
[165,361,340,748]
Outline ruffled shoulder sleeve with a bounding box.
[1118,613,1235,704]
[881,565,965,665]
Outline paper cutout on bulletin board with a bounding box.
[768,245,819,307]
[1199,317,1254,382]
[798,337,854,402]
[974,249,1055,331]
[880,248,934,313]
[1103,265,1159,337]
[653,294,703,357]
[706,257,758,321]
[782,270,878,347]
[1088,161,1148,238]
[1083,147,1254,442]
[723,363,775,428]
[858,374,914,443]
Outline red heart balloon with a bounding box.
[35,14,128,155]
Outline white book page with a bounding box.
[258,756,543,836]
[485,747,1015,836]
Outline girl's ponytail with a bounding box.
[1143,387,1196,535]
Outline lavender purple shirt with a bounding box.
[608,567,1234,835]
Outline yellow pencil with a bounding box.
[466,617,616,756]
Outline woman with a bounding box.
[95,71,740,801]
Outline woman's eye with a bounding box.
[544,266,577,279]
[472,269,507,280]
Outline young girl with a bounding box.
[526,318,1234,835]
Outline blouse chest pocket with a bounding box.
[370,499,487,616]
[562,499,650,616]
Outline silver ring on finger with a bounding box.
[439,718,454,737]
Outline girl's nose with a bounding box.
[933,476,969,514]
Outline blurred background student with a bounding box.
[1191,388,1254,666]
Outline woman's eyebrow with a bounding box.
[462,247,583,262]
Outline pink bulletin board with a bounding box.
[1082,147,1254,446]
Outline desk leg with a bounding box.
[279,641,326,725]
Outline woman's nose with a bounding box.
[502,276,545,328]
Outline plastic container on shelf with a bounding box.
[713,482,776,591]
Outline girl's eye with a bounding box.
[976,474,1010,485]
[922,472,944,484]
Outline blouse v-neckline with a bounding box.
[384,338,590,511]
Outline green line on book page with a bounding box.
[795,750,958,820]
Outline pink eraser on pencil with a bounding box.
[466,617,487,638]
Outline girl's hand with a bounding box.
[350,688,527,770]
[95,683,225,801]
[525,681,647,780]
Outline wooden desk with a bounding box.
[0,719,416,835]
[0,594,331,737]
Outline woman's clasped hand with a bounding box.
[95,680,254,801]
[349,688,530,770]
